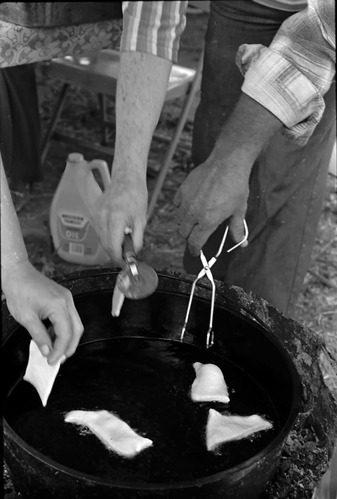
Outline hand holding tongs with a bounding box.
[180,220,249,349]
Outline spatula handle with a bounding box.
[123,233,136,261]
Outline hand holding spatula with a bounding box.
[111,232,158,317]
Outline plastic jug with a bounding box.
[49,152,111,266]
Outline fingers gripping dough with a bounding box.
[65,409,153,458]
[191,362,230,404]
[207,409,273,451]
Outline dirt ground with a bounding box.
[3,7,337,499]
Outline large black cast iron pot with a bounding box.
[3,270,312,498]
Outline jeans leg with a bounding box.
[184,1,336,315]
[191,0,290,166]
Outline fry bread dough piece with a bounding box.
[23,340,65,407]
[206,409,273,451]
[191,362,230,403]
[65,410,153,458]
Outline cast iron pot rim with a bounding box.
[3,269,302,491]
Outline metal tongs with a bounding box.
[180,220,249,349]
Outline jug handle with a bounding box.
[88,159,111,191]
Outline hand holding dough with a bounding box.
[191,362,230,403]
[65,409,153,458]
[23,340,65,407]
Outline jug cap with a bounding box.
[68,152,84,163]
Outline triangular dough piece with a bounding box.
[191,362,230,403]
[65,409,153,458]
[206,409,273,451]
[23,340,65,407]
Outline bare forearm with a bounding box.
[174,93,284,252]
[113,51,172,177]
[91,51,172,261]
[1,156,29,287]
[211,93,283,168]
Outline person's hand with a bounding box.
[174,154,250,256]
[89,169,148,265]
[2,261,84,366]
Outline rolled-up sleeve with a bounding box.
[237,0,336,145]
[121,1,187,62]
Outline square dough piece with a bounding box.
[23,340,65,407]
[65,409,153,458]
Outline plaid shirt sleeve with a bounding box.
[237,0,336,145]
[120,1,187,63]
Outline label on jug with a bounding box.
[56,212,101,256]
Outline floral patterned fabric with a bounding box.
[0,19,122,68]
